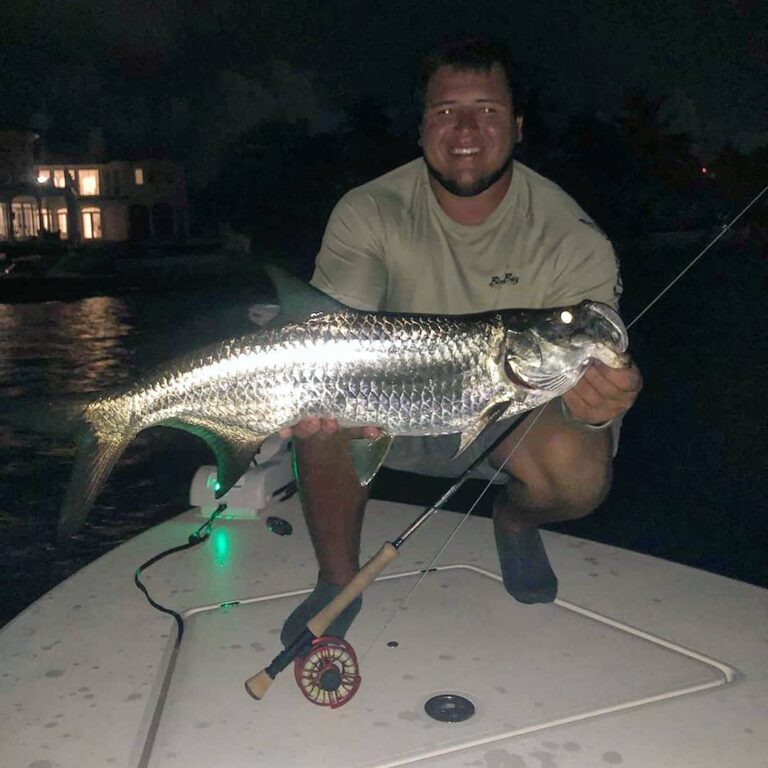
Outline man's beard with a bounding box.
[425,151,514,197]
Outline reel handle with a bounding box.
[245,542,398,700]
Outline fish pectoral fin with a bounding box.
[160,417,266,498]
[453,401,510,459]
[348,433,394,486]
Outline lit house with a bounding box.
[0,131,189,244]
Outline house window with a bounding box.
[57,209,68,238]
[78,169,100,196]
[135,167,145,186]
[12,202,39,238]
[41,208,52,231]
[0,205,8,239]
[37,168,51,184]
[81,207,102,239]
[53,169,66,188]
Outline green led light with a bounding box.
[213,528,231,568]
[206,474,222,493]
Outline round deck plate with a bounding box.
[424,693,476,722]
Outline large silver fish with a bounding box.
[56,274,628,540]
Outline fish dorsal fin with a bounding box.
[453,401,510,459]
[348,433,394,486]
[262,264,350,326]
[160,416,266,497]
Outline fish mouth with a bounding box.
[586,303,628,353]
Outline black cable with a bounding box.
[134,503,227,647]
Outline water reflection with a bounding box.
[0,297,136,398]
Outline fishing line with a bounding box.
[627,184,767,330]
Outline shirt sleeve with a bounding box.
[310,191,388,311]
[546,231,623,311]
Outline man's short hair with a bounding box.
[418,36,525,115]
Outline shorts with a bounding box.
[384,410,622,483]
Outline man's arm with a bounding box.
[310,192,389,311]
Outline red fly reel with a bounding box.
[294,636,361,708]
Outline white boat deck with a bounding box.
[1,496,766,767]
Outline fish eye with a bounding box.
[559,310,574,324]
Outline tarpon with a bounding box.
[56,271,629,540]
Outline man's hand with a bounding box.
[278,417,381,441]
[561,360,643,426]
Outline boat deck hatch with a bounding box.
[143,565,733,767]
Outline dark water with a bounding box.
[0,238,765,626]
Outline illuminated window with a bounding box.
[81,207,102,239]
[12,202,39,238]
[41,208,52,231]
[78,169,100,196]
[37,168,51,184]
[57,209,68,238]
[0,205,8,239]
[135,167,144,186]
[53,169,66,188]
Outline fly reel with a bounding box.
[294,636,361,708]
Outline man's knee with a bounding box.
[499,427,613,521]
[545,430,612,519]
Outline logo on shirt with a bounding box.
[489,273,520,287]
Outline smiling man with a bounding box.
[420,62,522,211]
[279,37,642,646]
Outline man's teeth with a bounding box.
[450,147,480,155]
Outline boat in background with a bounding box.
[1,448,766,767]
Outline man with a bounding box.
[278,37,642,645]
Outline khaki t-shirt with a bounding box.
[311,158,621,314]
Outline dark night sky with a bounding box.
[1,0,766,175]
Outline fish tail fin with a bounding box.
[57,403,133,541]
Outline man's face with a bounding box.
[420,64,523,198]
